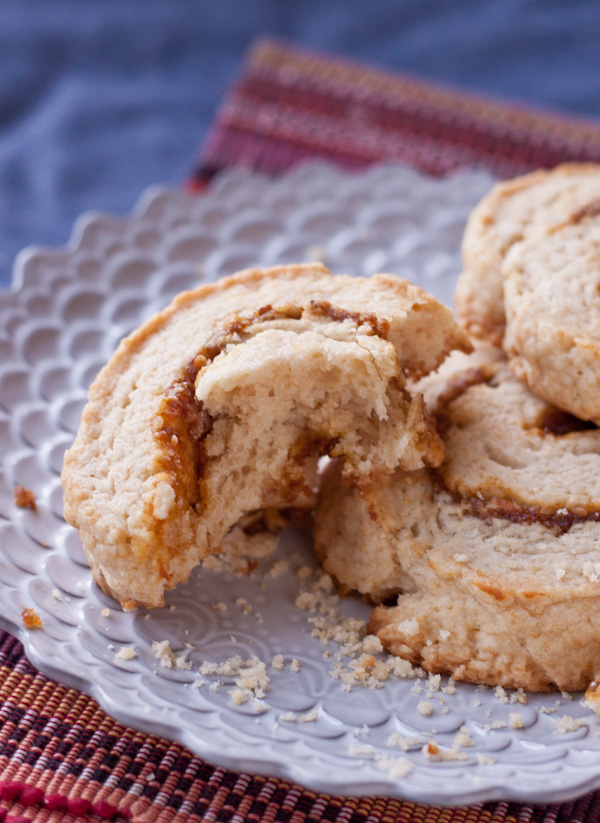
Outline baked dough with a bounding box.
[455,163,600,345]
[314,345,600,691]
[62,263,469,610]
[503,198,600,422]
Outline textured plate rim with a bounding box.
[1,162,597,807]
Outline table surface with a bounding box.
[1,0,600,287]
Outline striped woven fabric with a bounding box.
[2,635,600,823]
[2,639,600,823]
[4,38,600,823]
[191,38,600,188]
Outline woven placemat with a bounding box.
[2,632,600,823]
[4,38,600,823]
[191,38,600,188]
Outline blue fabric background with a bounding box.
[1,0,600,288]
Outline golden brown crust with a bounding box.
[502,204,600,422]
[63,263,466,609]
[315,345,600,692]
[455,163,600,345]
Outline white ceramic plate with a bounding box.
[1,162,599,806]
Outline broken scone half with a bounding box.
[315,343,600,693]
[62,263,469,610]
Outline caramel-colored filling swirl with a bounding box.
[152,301,392,517]
[155,359,209,511]
[432,471,600,534]
[433,366,600,533]
[533,408,598,436]
[566,198,600,226]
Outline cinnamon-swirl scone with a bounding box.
[314,344,600,692]
[62,263,469,610]
[502,198,600,422]
[455,163,600,345]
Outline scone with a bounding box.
[62,263,469,610]
[314,345,600,692]
[455,163,600,345]
[503,199,600,422]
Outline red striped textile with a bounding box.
[1,617,600,822]
[191,38,600,189]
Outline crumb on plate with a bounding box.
[21,607,42,629]
[14,486,36,510]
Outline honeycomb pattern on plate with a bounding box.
[2,162,598,805]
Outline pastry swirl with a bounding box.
[315,345,600,691]
[62,263,468,609]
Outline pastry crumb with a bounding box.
[296,577,418,691]
[349,744,413,779]
[453,726,474,748]
[387,733,422,750]
[199,654,269,707]
[427,673,441,693]
[152,640,192,670]
[510,688,527,705]
[494,685,509,704]
[488,719,507,730]
[230,687,249,705]
[297,565,313,581]
[316,573,334,593]
[377,756,414,778]
[476,753,497,765]
[14,485,36,510]
[422,740,467,762]
[348,744,376,757]
[509,712,524,729]
[21,607,42,629]
[266,559,289,578]
[554,715,587,733]
[116,646,137,660]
